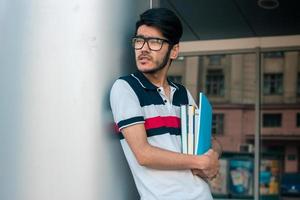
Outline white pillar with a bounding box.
[0,0,149,199]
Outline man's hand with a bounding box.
[192,149,220,180]
[212,136,222,158]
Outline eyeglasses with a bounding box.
[132,36,170,51]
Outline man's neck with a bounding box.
[142,69,169,89]
[142,69,171,99]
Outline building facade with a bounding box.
[168,51,300,173]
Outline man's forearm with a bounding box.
[136,143,206,170]
[136,143,219,179]
[122,123,217,174]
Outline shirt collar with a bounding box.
[167,79,179,90]
[131,71,179,91]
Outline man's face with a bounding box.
[134,25,178,74]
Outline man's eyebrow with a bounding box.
[135,34,146,38]
[135,35,163,39]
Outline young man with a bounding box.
[110,8,221,200]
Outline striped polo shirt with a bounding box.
[110,71,213,200]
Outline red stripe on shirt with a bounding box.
[144,116,180,130]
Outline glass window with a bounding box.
[263,113,282,127]
[176,56,185,61]
[208,55,223,65]
[163,29,300,199]
[297,73,300,96]
[263,73,283,95]
[206,69,224,96]
[168,75,182,85]
[212,113,224,135]
[263,51,284,58]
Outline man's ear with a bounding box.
[170,44,179,60]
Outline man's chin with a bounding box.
[137,66,156,74]
[138,68,158,74]
[138,63,167,74]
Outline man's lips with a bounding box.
[138,55,152,61]
[138,55,152,65]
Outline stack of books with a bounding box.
[180,92,212,155]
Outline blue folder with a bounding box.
[195,92,212,155]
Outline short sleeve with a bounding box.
[110,79,145,131]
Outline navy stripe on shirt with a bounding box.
[119,72,189,107]
[117,116,144,130]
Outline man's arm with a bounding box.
[122,123,219,178]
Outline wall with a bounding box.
[0,0,150,199]
[285,146,299,172]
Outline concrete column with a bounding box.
[284,146,298,172]
[242,54,256,104]
[283,52,298,103]
[184,56,200,100]
[230,54,243,103]
[0,0,149,199]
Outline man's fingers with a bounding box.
[209,171,220,181]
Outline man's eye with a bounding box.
[149,39,162,44]
[135,39,144,43]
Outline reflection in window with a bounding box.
[206,69,224,96]
[168,75,182,85]
[176,56,185,61]
[297,73,300,96]
[263,73,283,95]
[263,51,284,58]
[208,55,223,65]
[212,113,224,135]
[263,113,282,127]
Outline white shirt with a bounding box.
[110,72,213,200]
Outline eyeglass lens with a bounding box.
[132,37,165,51]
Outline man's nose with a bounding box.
[141,41,150,51]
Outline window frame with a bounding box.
[206,69,225,96]
[212,113,225,135]
[263,73,283,95]
[262,113,282,127]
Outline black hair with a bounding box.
[135,8,183,45]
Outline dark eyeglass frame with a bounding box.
[132,36,170,51]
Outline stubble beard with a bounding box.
[137,48,172,74]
